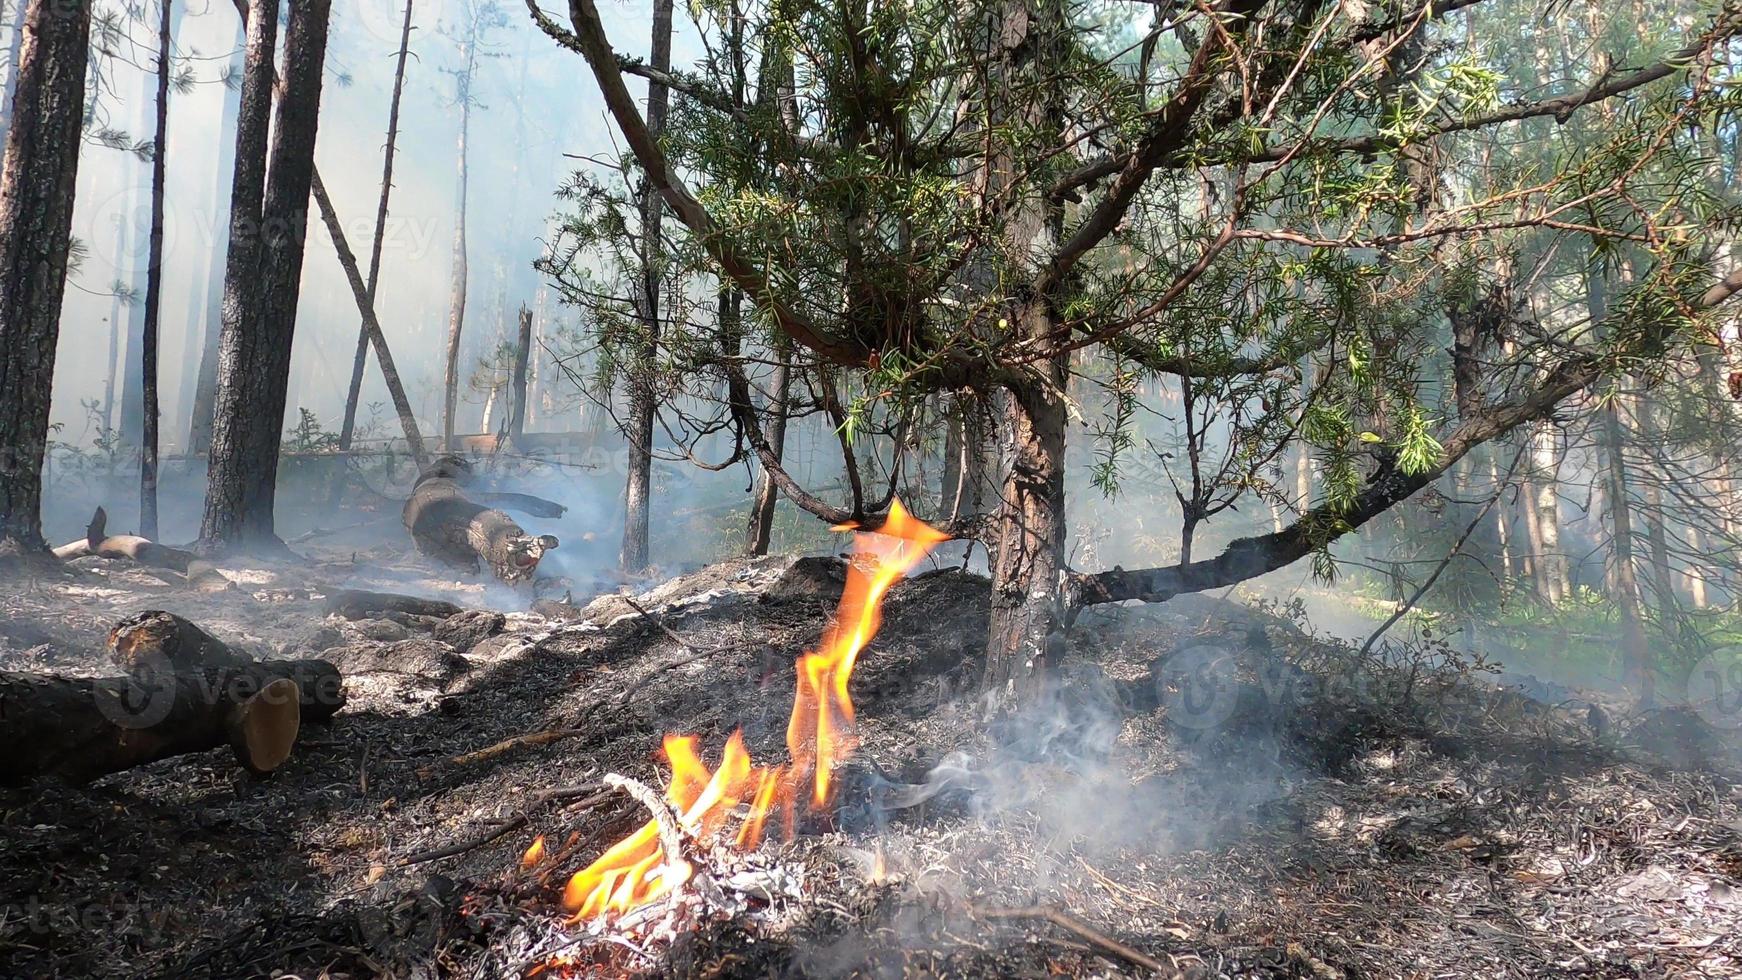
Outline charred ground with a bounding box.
[2,545,1740,979]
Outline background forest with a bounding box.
[3,0,1742,701]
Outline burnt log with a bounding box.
[0,657,344,785]
[324,589,464,620]
[402,458,557,582]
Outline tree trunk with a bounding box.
[441,38,476,453]
[139,0,173,539]
[103,224,124,437]
[1486,443,1514,586]
[337,0,413,450]
[507,304,532,448]
[308,173,429,467]
[199,0,330,553]
[1531,424,1567,603]
[1589,270,1653,703]
[620,0,674,574]
[985,337,1068,695]
[187,25,246,456]
[1519,471,1546,594]
[746,338,790,555]
[0,0,92,554]
[1636,395,1678,627]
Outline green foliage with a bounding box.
[282,408,339,454]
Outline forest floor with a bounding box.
[3,533,1742,979]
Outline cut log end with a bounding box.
[227,677,303,774]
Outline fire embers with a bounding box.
[554,501,949,923]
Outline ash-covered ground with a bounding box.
[3,540,1741,979]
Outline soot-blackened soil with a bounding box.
[2,545,1740,979]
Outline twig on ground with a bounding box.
[400,783,610,866]
[289,516,395,544]
[615,597,754,705]
[451,727,587,766]
[972,905,1178,976]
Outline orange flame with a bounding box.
[556,500,947,922]
[520,835,546,868]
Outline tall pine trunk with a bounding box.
[199,0,331,552]
[139,0,173,538]
[1530,424,1567,602]
[187,25,245,456]
[1589,269,1653,703]
[745,339,790,555]
[0,0,91,553]
[338,0,413,450]
[507,304,532,447]
[441,34,476,452]
[619,0,673,573]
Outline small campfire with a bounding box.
[524,501,949,936]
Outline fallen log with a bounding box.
[0,657,344,785]
[107,611,347,721]
[472,490,568,520]
[403,457,558,583]
[52,507,197,573]
[48,509,230,590]
[324,589,464,620]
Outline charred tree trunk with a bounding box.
[620,0,674,574]
[507,304,532,448]
[0,0,92,554]
[199,0,330,553]
[187,25,246,456]
[337,0,414,451]
[441,38,476,453]
[746,339,790,555]
[139,0,173,539]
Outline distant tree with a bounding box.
[338,0,416,452]
[441,0,507,451]
[139,0,174,538]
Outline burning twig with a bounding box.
[401,784,611,866]
[972,905,1178,977]
[604,773,693,877]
